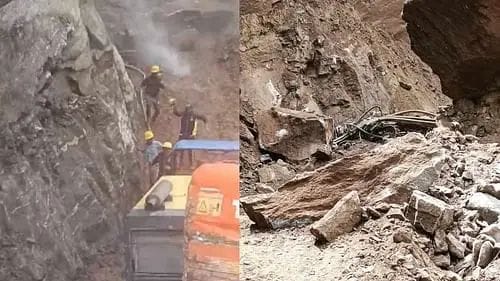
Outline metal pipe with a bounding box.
[389,110,436,118]
[124,64,148,127]
[145,180,173,211]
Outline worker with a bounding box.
[155,141,173,178]
[170,100,207,168]
[171,100,207,140]
[142,130,162,186]
[140,65,166,126]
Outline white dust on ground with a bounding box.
[240,214,441,281]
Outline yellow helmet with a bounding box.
[144,130,154,140]
[150,65,160,74]
[162,142,172,149]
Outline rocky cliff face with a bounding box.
[0,0,143,280]
[403,0,500,141]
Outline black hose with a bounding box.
[355,105,383,124]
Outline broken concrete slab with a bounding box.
[310,191,362,242]
[466,192,500,224]
[406,191,454,234]
[255,107,333,161]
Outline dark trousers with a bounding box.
[178,134,194,168]
[145,97,160,127]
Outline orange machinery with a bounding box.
[183,162,239,281]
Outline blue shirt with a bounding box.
[144,141,162,164]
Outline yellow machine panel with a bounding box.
[133,175,192,210]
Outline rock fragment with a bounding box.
[406,191,454,234]
[393,228,412,243]
[310,191,362,242]
[447,233,466,259]
[257,163,295,185]
[255,107,333,161]
[476,241,495,268]
[374,202,391,213]
[434,229,448,254]
[466,192,500,224]
[366,206,382,219]
[478,183,500,200]
[386,207,406,221]
[254,183,276,194]
[432,253,451,269]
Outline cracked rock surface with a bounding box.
[0,1,143,280]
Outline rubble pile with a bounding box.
[242,126,500,280]
[239,0,451,195]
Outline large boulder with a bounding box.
[255,107,333,161]
[241,133,446,229]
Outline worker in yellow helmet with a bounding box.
[155,141,174,178]
[171,100,207,140]
[142,130,162,186]
[140,65,166,126]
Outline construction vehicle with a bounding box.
[183,162,239,281]
[124,139,238,281]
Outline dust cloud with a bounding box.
[121,0,191,76]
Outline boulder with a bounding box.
[241,135,446,229]
[255,107,333,161]
[310,191,362,242]
[406,191,454,234]
[466,192,500,224]
[0,1,144,280]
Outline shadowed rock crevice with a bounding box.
[403,0,500,101]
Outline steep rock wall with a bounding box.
[0,0,143,280]
[403,0,500,140]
